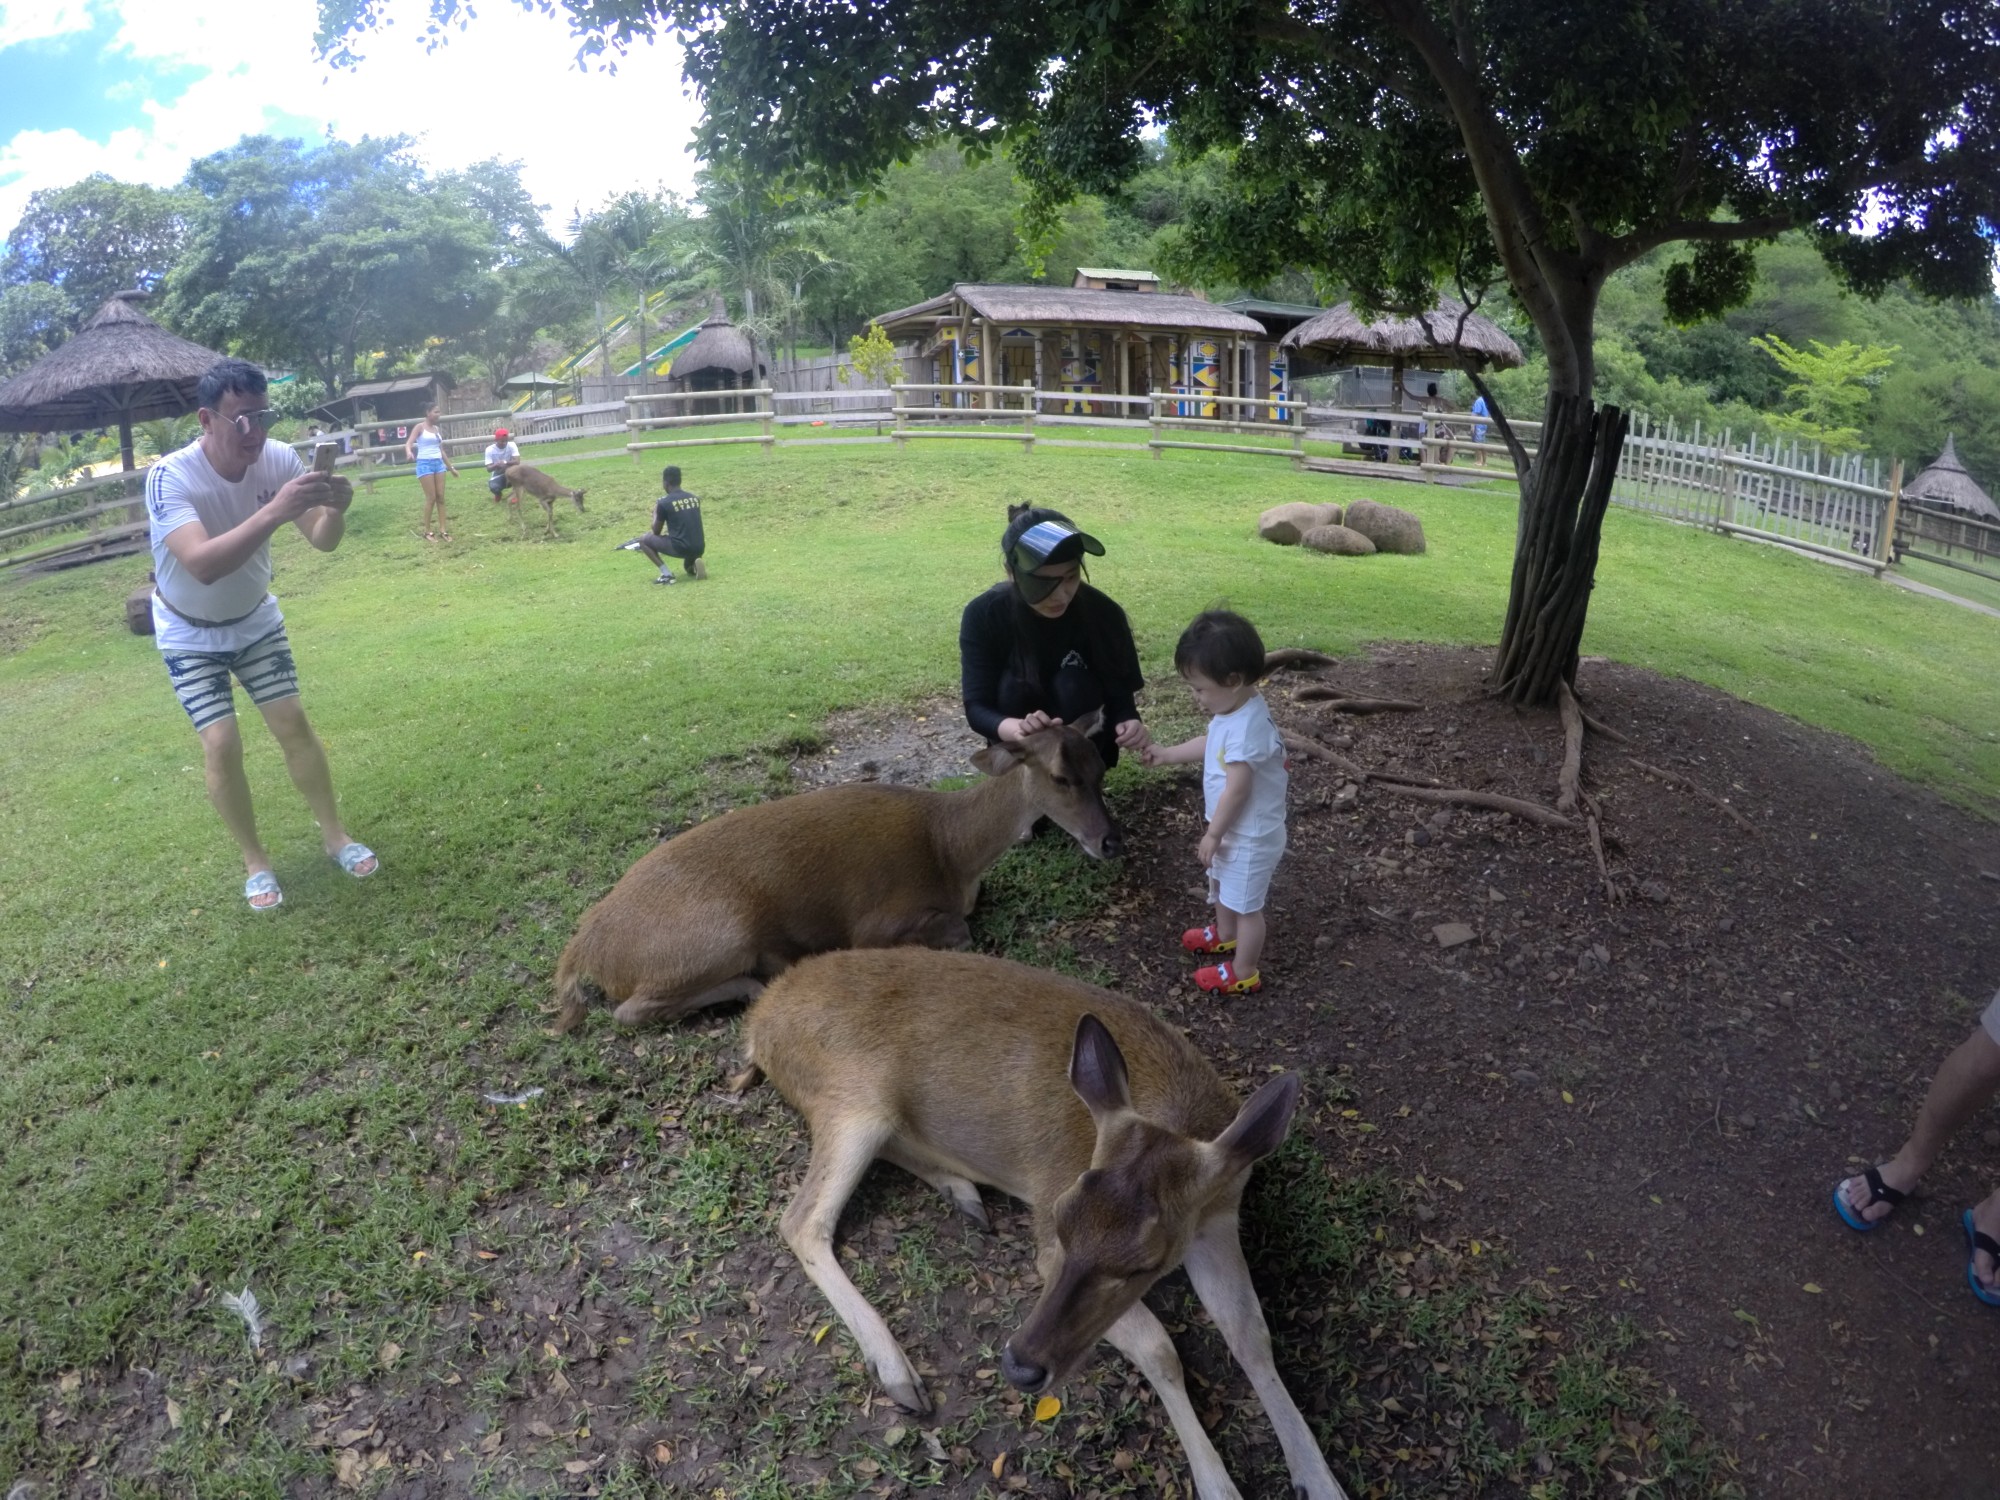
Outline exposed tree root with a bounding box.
[1582,790,1621,903]
[1294,686,1424,713]
[1556,679,1584,816]
[1369,781,1576,829]
[1626,757,1760,835]
[1578,708,1629,745]
[1278,728,1443,787]
[1263,647,1340,673]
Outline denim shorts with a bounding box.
[162,626,300,731]
[415,458,446,477]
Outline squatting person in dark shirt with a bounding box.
[959,504,1151,770]
[618,465,708,583]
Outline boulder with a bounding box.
[1342,499,1426,554]
[1309,501,1346,529]
[1257,501,1323,546]
[1300,524,1377,556]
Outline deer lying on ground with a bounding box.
[734,946,1353,1500]
[498,462,587,538]
[551,712,1122,1033]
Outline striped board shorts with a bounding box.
[162,626,301,730]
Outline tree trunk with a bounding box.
[1492,392,1629,707]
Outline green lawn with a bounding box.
[2,438,1993,1493]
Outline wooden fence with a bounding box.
[1895,500,2000,584]
[1607,415,1894,571]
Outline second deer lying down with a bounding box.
[736,947,1353,1500]
[551,712,1121,1033]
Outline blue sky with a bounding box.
[0,0,701,246]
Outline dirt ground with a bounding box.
[41,647,2000,1499]
[800,647,2000,1497]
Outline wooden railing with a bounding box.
[626,389,776,453]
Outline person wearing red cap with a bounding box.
[484,427,521,506]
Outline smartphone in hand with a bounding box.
[312,442,339,474]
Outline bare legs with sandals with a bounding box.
[1834,1003,2000,1308]
[200,695,378,911]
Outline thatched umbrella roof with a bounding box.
[669,306,756,384]
[0,291,227,470]
[1282,297,1523,410]
[1905,434,1998,521]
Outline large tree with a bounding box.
[0,174,191,326]
[323,0,2000,702]
[160,136,504,393]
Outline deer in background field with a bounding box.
[551,713,1122,1033]
[733,946,1354,1500]
[497,462,587,538]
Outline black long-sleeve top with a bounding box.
[959,580,1144,744]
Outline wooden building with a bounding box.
[872,273,1278,416]
[309,372,455,427]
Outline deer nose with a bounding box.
[1000,1345,1048,1392]
[1100,826,1124,859]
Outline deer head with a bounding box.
[969,708,1122,858]
[999,1016,1300,1394]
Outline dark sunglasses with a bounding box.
[1015,562,1084,604]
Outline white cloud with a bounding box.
[0,0,700,238]
[0,0,92,49]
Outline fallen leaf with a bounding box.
[812,1324,831,1345]
[1803,1282,1824,1294]
[479,1429,503,1454]
[563,1458,597,1474]
[1034,1395,1062,1422]
[993,1451,1008,1479]
[165,1397,183,1430]
[1561,1090,1575,1104]
[650,1441,674,1465]
[475,1249,498,1260]
[58,1371,80,1394]
[334,1449,366,1489]
[378,1341,402,1369]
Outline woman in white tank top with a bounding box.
[405,405,459,540]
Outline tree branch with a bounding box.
[1464,365,1533,480]
[1610,214,1795,264]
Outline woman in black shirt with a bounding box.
[960,506,1151,768]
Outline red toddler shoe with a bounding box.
[1181,925,1236,955]
[1193,961,1262,995]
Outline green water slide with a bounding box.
[620,322,702,377]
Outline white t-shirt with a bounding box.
[1203,692,1290,842]
[484,441,519,470]
[147,438,304,653]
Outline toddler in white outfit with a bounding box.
[1142,610,1289,994]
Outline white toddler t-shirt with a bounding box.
[1202,692,1290,843]
[147,438,304,652]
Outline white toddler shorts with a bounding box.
[1208,827,1287,915]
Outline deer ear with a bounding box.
[1066,707,1103,740]
[1212,1073,1300,1170]
[1069,1014,1132,1116]
[972,742,1024,776]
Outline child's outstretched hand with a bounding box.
[1139,743,1164,767]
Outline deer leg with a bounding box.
[613,975,764,1028]
[1183,1216,1351,1500]
[541,496,557,538]
[1100,1300,1244,1500]
[781,1116,932,1414]
[878,1141,989,1228]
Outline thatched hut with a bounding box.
[0,290,225,471]
[667,306,759,413]
[1282,298,1523,411]
[872,279,1273,417]
[1905,435,1998,521]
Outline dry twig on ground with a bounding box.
[1370,781,1576,829]
[1626,757,1760,835]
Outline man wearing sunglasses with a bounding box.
[146,357,377,912]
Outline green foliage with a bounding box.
[839,321,900,388]
[0,281,72,377]
[160,136,508,392]
[0,173,191,324]
[136,414,200,460]
[1748,334,1899,451]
